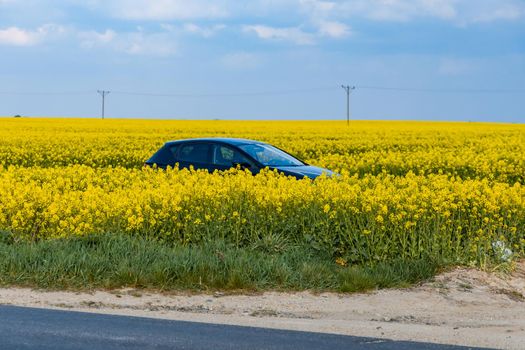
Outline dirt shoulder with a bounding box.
[1,262,524,350]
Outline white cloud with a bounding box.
[0,27,37,46]
[243,21,351,44]
[316,20,351,38]
[243,25,315,45]
[0,0,521,53]
[3,0,524,26]
[300,0,336,14]
[105,0,229,20]
[78,28,177,56]
[183,23,226,37]
[302,0,524,24]
[466,2,525,23]
[78,29,116,49]
[0,22,176,56]
[160,22,227,39]
[0,24,65,46]
[337,0,457,22]
[122,32,177,55]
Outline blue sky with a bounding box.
[0,0,524,122]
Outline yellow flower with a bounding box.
[335,257,348,267]
[0,118,522,266]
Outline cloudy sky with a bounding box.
[0,0,524,121]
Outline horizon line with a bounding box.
[1,115,523,125]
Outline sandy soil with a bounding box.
[1,262,524,350]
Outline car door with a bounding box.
[174,142,213,171]
[210,143,256,172]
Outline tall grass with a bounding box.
[0,233,438,292]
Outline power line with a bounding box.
[110,86,339,98]
[355,85,525,93]
[0,91,92,96]
[0,85,523,97]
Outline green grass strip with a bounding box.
[0,233,439,292]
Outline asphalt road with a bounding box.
[0,305,489,350]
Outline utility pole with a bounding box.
[97,90,110,119]
[341,85,355,125]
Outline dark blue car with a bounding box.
[145,138,334,180]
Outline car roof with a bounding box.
[164,138,267,146]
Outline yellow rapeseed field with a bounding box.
[0,118,523,265]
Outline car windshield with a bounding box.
[239,144,304,167]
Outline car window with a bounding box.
[168,145,178,158]
[212,144,250,166]
[147,145,176,165]
[238,144,304,166]
[177,143,211,164]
